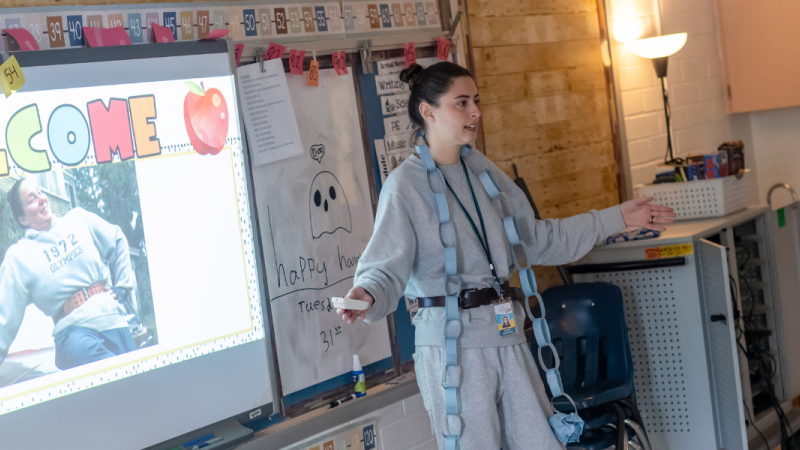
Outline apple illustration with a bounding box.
[184,81,229,155]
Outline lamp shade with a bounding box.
[630,33,687,59]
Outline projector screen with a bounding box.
[0,42,273,450]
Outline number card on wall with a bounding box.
[281,420,379,450]
[342,0,440,34]
[0,2,347,53]
[24,12,56,48]
[0,10,84,51]
[0,55,24,97]
[83,5,158,44]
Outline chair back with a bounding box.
[531,282,634,409]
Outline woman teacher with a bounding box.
[339,62,675,449]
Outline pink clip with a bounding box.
[152,23,175,43]
[265,42,286,61]
[3,28,39,51]
[289,49,306,75]
[404,42,416,68]
[200,29,231,41]
[234,43,244,67]
[332,50,349,76]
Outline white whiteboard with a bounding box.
[0,42,273,450]
[251,68,392,395]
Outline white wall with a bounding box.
[278,393,437,450]
[610,0,757,204]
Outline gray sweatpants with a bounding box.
[413,343,565,450]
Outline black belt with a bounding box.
[419,282,523,309]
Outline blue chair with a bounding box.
[530,282,650,450]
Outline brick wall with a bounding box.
[611,0,756,196]
[467,0,620,290]
[278,393,437,450]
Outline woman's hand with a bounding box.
[337,286,375,325]
[620,197,677,232]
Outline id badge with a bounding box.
[494,299,517,337]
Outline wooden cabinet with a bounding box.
[717,0,800,113]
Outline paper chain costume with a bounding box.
[415,136,583,448]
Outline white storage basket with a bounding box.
[635,170,752,220]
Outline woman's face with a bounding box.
[422,76,481,146]
[17,179,54,231]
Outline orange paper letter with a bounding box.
[129,95,161,158]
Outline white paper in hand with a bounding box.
[332,297,370,311]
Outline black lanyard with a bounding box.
[439,158,502,290]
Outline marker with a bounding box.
[183,434,214,449]
[198,437,224,448]
[330,393,357,408]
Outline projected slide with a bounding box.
[0,162,156,381]
[0,74,264,414]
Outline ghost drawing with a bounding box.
[309,171,352,239]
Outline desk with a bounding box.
[572,205,800,450]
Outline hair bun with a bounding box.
[399,63,424,88]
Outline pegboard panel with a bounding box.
[581,269,689,434]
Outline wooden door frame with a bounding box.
[596,0,631,202]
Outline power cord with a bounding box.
[731,241,797,449]
[730,276,774,450]
[744,397,771,450]
[728,275,769,450]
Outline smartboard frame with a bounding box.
[0,40,278,449]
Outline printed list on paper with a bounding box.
[237,59,304,167]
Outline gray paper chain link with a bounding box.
[415,140,566,450]
[416,141,463,450]
[466,151,567,399]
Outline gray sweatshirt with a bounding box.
[354,149,625,348]
[0,208,132,363]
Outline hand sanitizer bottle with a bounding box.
[353,355,366,398]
